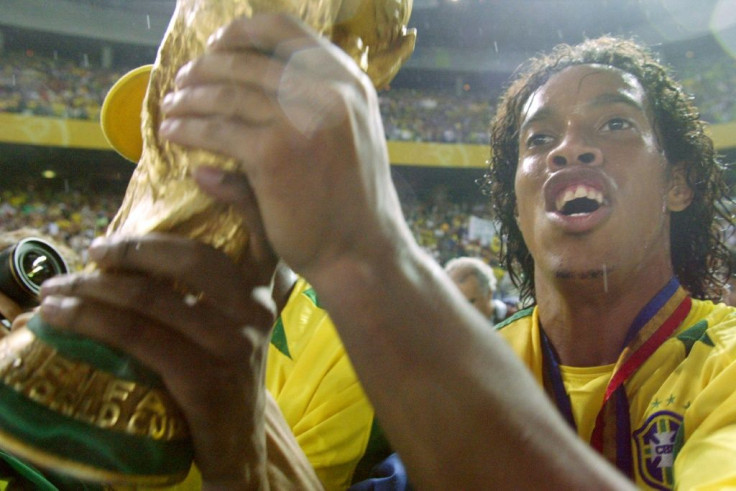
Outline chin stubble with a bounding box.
[555,264,611,292]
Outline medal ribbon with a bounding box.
[540,277,691,477]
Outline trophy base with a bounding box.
[0,316,193,486]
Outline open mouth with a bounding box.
[555,184,605,216]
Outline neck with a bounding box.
[534,269,674,367]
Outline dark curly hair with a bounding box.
[482,36,733,303]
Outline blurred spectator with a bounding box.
[444,256,508,324]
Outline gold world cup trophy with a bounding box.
[0,0,415,486]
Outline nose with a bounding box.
[547,133,603,168]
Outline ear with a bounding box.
[666,163,694,212]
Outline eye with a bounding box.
[602,117,633,132]
[525,133,554,148]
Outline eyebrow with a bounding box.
[519,91,646,134]
[589,92,645,111]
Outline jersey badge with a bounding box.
[633,410,683,490]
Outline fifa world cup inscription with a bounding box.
[0,331,188,440]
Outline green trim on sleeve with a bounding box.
[270,317,291,359]
[494,306,534,331]
[302,288,323,309]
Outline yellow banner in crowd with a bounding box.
[1,113,735,168]
[0,113,109,150]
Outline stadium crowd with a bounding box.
[678,50,736,125]
[379,88,495,144]
[0,183,120,265]
[0,50,120,121]
[2,46,736,145]
[0,179,517,296]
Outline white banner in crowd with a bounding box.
[467,215,497,246]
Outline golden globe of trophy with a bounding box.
[0,0,415,486]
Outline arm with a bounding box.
[311,239,630,489]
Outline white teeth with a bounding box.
[565,189,575,202]
[555,185,604,212]
[587,188,603,203]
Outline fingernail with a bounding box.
[88,237,108,261]
[91,236,106,247]
[39,277,60,297]
[159,119,173,136]
[193,166,226,186]
[175,62,192,87]
[161,93,174,111]
[207,28,223,46]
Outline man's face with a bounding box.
[452,274,495,320]
[514,64,680,289]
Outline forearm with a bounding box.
[200,439,268,491]
[201,393,323,491]
[308,236,632,490]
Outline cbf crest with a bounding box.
[633,411,683,490]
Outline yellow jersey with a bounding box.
[497,298,736,490]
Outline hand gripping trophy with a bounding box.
[0,0,415,486]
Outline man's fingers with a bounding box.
[159,115,269,165]
[38,294,205,376]
[193,167,278,281]
[36,294,265,465]
[39,271,273,357]
[162,84,276,125]
[85,234,268,310]
[194,167,266,239]
[193,166,253,207]
[174,50,282,92]
[207,14,347,84]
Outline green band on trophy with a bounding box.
[0,381,192,484]
[0,317,193,484]
[2,319,189,440]
[27,315,165,388]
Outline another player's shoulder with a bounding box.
[272,277,331,360]
[281,277,328,324]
